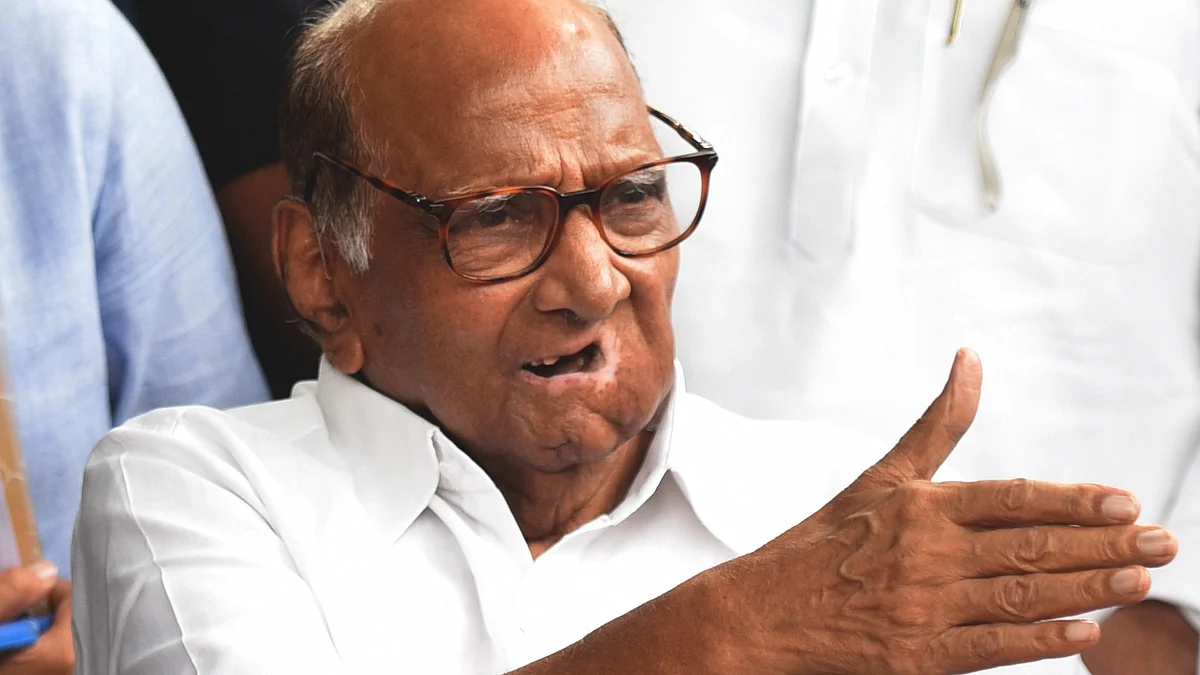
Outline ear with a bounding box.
[272,199,366,375]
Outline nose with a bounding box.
[530,206,631,323]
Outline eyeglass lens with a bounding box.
[444,160,703,279]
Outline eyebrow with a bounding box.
[432,164,564,200]
[436,180,533,201]
[432,152,663,201]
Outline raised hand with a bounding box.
[728,349,1177,675]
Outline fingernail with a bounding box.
[31,561,57,583]
[1066,621,1099,643]
[1101,495,1139,521]
[1137,529,1176,557]
[1111,568,1147,595]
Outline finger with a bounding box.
[934,620,1100,674]
[949,566,1150,626]
[37,578,71,638]
[859,348,982,487]
[962,525,1176,577]
[48,580,69,618]
[943,480,1141,527]
[0,564,56,621]
[0,581,74,675]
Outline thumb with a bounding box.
[859,348,982,488]
[0,562,57,621]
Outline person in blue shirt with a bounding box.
[0,0,268,668]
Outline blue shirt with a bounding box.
[0,0,270,571]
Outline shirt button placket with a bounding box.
[788,0,880,260]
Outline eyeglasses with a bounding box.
[305,107,718,283]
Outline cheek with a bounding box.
[356,259,516,403]
[597,257,678,423]
[661,248,681,287]
[629,255,679,350]
[405,296,512,379]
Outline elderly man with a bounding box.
[72,0,1178,673]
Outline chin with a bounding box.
[463,354,673,470]
[550,393,668,464]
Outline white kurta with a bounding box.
[72,362,905,674]
[605,3,1200,672]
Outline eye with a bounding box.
[448,191,552,238]
[471,195,517,228]
[452,194,527,231]
[611,168,667,205]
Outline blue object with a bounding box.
[0,0,270,572]
[0,616,53,652]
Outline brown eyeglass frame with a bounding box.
[305,106,719,284]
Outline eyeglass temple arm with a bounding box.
[308,152,440,215]
[648,106,714,153]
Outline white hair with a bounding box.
[280,0,384,273]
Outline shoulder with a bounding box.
[83,390,334,510]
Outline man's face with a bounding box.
[335,0,678,473]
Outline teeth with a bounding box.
[530,355,561,368]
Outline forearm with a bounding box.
[1083,601,1198,675]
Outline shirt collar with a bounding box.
[314,358,721,547]
[315,359,440,543]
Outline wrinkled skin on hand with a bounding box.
[715,350,1177,675]
[0,564,73,675]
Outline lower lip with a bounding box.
[517,350,618,396]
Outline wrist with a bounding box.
[688,553,824,675]
[684,567,752,672]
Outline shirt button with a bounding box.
[824,61,853,85]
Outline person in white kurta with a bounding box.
[71,358,1179,674]
[72,0,1187,672]
[603,2,1200,672]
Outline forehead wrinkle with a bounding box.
[435,151,559,199]
[363,100,658,203]
[425,124,656,201]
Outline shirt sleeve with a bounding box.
[91,4,269,424]
[71,417,346,675]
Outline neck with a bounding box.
[479,431,653,558]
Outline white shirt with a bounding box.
[71,362,895,674]
[605,3,1200,672]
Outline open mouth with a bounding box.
[522,343,603,379]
